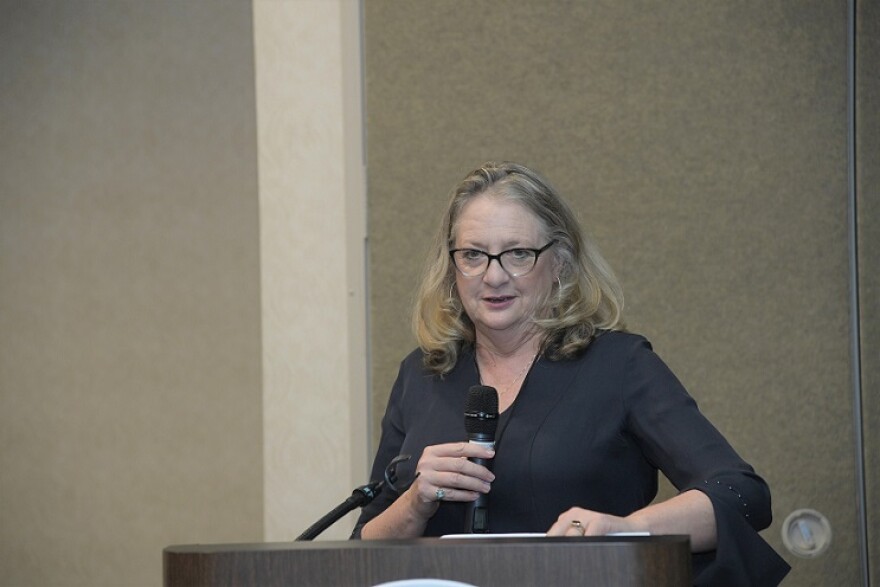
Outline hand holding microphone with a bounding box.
[408,386,498,525]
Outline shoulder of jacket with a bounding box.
[592,329,651,352]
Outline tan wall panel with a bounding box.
[254,0,368,542]
[365,1,858,584]
[0,2,262,585]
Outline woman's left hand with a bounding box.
[545,508,644,537]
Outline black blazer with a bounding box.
[354,331,789,586]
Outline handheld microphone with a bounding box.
[464,385,499,533]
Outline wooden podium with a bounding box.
[164,536,691,586]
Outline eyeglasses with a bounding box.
[449,240,556,278]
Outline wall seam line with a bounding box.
[848,0,869,584]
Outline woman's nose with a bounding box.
[482,257,510,285]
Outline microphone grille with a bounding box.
[464,385,499,436]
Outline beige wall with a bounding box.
[0,1,366,585]
[254,0,367,542]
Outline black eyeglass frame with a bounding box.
[449,239,557,278]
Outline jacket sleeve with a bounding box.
[622,336,790,586]
[349,359,409,539]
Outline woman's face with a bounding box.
[452,193,557,348]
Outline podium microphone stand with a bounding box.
[295,454,411,541]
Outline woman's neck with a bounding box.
[474,334,541,411]
[474,328,541,360]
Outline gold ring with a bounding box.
[571,520,585,536]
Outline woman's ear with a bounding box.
[552,254,564,278]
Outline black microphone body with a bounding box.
[464,385,499,533]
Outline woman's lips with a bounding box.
[483,295,515,308]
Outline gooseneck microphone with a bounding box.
[464,385,499,533]
[295,454,412,541]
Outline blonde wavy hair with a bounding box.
[413,161,625,375]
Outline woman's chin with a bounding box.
[475,317,530,339]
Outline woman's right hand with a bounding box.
[360,441,496,539]
[404,441,496,520]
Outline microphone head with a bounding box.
[464,385,499,438]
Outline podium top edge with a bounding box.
[164,535,691,554]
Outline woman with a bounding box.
[353,162,789,585]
